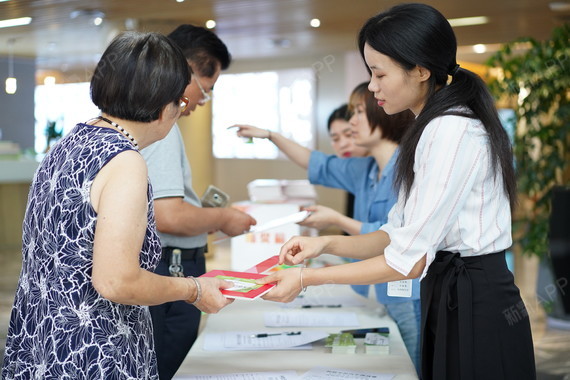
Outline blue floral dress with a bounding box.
[2,123,162,379]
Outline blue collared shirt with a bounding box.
[308,149,420,303]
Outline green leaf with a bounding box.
[486,24,570,258]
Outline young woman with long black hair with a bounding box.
[257,4,536,379]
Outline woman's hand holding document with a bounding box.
[213,210,311,243]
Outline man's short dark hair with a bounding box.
[327,104,351,132]
[167,24,231,77]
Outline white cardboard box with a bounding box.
[247,179,317,203]
[230,202,316,271]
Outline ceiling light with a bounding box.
[310,18,321,28]
[44,76,56,86]
[473,44,487,54]
[5,77,16,94]
[205,19,216,29]
[549,1,570,11]
[125,18,138,30]
[0,16,32,29]
[448,16,489,27]
[70,9,105,25]
[176,0,185,2]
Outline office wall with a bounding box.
[0,57,36,150]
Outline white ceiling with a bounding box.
[0,0,568,76]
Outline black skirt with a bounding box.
[421,251,536,380]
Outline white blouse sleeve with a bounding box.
[381,114,489,278]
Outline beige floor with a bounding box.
[1,246,570,379]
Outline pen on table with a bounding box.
[301,304,342,308]
[251,331,302,338]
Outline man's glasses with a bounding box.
[194,76,212,105]
[179,96,190,113]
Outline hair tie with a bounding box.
[449,63,460,76]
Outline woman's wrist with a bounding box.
[299,267,308,292]
[332,211,346,230]
[300,267,317,288]
[321,235,334,254]
[266,129,272,140]
[186,276,201,304]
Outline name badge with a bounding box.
[387,280,412,297]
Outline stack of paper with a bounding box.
[325,333,356,354]
[364,332,390,355]
[247,179,317,203]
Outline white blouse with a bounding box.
[380,112,512,279]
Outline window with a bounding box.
[34,82,98,154]
[212,68,315,159]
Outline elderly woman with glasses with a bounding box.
[1,31,234,380]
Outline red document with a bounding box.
[200,270,276,300]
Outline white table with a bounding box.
[175,283,419,379]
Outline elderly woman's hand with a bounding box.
[187,277,234,313]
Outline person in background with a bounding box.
[232,83,421,374]
[327,103,369,220]
[256,3,536,380]
[1,31,233,380]
[327,103,369,159]
[141,25,256,380]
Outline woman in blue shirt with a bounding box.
[233,83,421,373]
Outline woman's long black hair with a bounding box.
[358,3,516,209]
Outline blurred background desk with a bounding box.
[175,283,418,379]
[0,157,39,251]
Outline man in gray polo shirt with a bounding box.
[141,25,256,380]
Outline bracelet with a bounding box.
[266,129,272,140]
[187,276,202,304]
[299,267,308,293]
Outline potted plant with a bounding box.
[486,24,570,320]
[44,120,63,153]
[486,24,569,258]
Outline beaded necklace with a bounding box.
[96,116,139,149]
